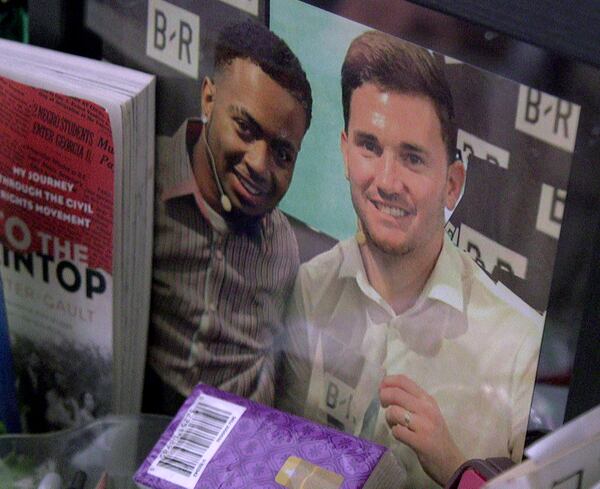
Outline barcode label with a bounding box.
[148,393,246,488]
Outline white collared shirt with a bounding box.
[277,235,543,488]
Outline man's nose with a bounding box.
[245,139,270,181]
[376,150,405,194]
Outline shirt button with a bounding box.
[215,249,223,260]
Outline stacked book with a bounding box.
[0,39,155,432]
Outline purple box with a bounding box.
[134,384,391,489]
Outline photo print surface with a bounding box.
[270,1,584,487]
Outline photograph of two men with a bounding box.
[84,1,582,487]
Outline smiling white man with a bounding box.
[143,21,312,415]
[277,30,542,489]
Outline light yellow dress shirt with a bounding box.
[278,234,543,488]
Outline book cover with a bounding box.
[0,38,155,432]
[134,383,402,489]
[0,74,114,432]
[485,404,600,488]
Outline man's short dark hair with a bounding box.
[341,31,456,162]
[215,21,312,132]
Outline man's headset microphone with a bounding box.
[201,112,232,213]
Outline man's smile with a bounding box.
[369,197,415,221]
[373,201,410,218]
[232,167,270,200]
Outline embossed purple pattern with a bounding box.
[134,384,387,489]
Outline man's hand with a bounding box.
[379,374,465,485]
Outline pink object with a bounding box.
[457,469,487,489]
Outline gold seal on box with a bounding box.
[275,455,344,489]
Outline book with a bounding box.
[0,38,155,432]
[134,383,403,489]
[484,404,600,488]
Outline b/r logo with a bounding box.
[146,0,200,78]
[515,85,581,153]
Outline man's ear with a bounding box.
[201,76,216,120]
[341,130,349,179]
[445,160,466,210]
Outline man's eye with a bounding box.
[359,140,380,155]
[275,147,294,167]
[405,153,424,165]
[363,140,375,152]
[236,119,254,140]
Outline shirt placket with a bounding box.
[205,232,226,327]
[357,306,392,439]
[188,229,225,366]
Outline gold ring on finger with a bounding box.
[402,409,412,429]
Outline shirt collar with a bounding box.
[403,235,468,353]
[419,233,464,313]
[338,234,468,355]
[338,237,386,309]
[160,119,228,234]
[338,233,464,314]
[339,235,367,279]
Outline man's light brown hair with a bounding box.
[341,31,457,163]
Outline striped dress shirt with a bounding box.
[147,119,300,405]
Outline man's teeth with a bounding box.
[378,203,409,217]
[240,177,263,196]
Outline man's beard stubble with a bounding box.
[362,218,413,257]
[352,192,413,258]
[352,191,447,258]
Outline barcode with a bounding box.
[158,401,231,476]
[148,393,246,488]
